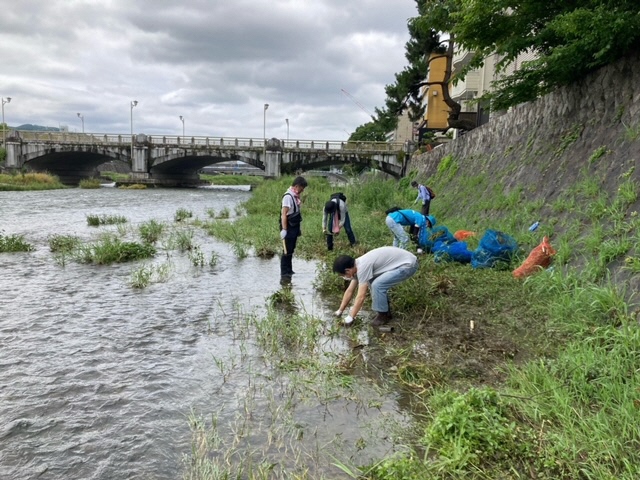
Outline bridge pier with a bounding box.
[264,137,283,177]
[5,135,21,169]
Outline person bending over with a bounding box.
[332,246,418,327]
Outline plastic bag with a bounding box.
[433,241,473,263]
[513,236,556,278]
[471,230,519,269]
[454,230,476,241]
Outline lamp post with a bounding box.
[179,115,185,143]
[77,112,84,133]
[2,97,11,147]
[263,103,269,158]
[285,118,289,142]
[130,100,138,156]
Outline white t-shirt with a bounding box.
[355,246,417,286]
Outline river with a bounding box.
[0,187,409,479]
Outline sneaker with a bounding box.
[417,248,424,254]
[371,311,392,326]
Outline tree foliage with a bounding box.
[352,0,640,139]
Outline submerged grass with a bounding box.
[186,167,640,479]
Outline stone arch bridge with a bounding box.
[4,131,407,186]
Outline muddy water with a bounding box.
[0,187,409,479]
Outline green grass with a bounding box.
[183,164,640,479]
[0,172,65,191]
[78,177,102,189]
[86,214,128,226]
[0,232,35,252]
[200,173,264,185]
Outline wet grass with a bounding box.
[0,232,35,252]
[86,214,128,226]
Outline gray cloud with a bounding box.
[0,0,416,140]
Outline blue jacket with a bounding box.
[388,210,437,247]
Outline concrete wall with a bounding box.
[410,52,640,194]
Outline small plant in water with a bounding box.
[174,208,193,222]
[138,219,166,244]
[0,232,35,252]
[130,265,153,288]
[48,234,81,253]
[76,235,156,264]
[188,245,206,267]
[86,214,128,226]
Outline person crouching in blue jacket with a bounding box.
[385,209,435,252]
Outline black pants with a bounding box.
[326,213,357,250]
[421,200,431,216]
[280,229,300,276]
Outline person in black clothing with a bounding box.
[279,176,308,277]
[322,192,357,251]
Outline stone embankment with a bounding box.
[410,51,640,298]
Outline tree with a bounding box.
[413,0,640,110]
[354,0,640,138]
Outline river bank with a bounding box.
[192,174,640,479]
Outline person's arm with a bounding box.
[337,279,358,312]
[281,206,290,231]
[348,282,369,318]
[338,201,347,228]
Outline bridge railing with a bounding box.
[11,130,405,152]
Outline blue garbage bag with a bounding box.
[433,241,473,263]
[471,230,518,269]
[422,225,456,252]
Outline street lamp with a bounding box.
[77,112,84,133]
[179,115,185,142]
[263,103,269,158]
[2,97,11,147]
[130,100,138,155]
[285,118,289,142]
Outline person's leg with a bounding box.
[343,213,357,245]
[385,216,409,249]
[422,201,430,216]
[280,235,298,275]
[370,262,419,313]
[326,233,333,251]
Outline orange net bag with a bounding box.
[513,236,557,279]
[454,230,476,241]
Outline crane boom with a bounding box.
[340,89,374,117]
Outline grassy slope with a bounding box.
[199,164,640,479]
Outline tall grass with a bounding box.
[0,172,65,191]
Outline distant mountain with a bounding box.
[15,124,63,132]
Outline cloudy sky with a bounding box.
[0,0,417,141]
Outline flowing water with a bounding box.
[0,187,409,480]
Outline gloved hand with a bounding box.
[280,229,287,239]
[343,315,354,326]
[334,309,343,317]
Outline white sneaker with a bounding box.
[342,315,354,326]
[417,248,423,254]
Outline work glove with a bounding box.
[280,229,287,239]
[334,309,343,317]
[343,315,354,326]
